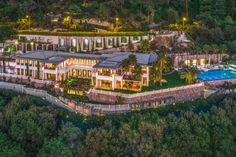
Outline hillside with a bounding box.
[1,0,236,30]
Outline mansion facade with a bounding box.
[13,51,156,91]
[17,31,148,53]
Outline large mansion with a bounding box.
[14,51,156,91]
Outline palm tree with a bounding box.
[211,44,218,64]
[219,45,227,62]
[121,55,137,75]
[202,44,211,65]
[139,40,150,53]
[194,45,202,66]
[150,61,160,85]
[133,65,143,80]
[180,67,198,84]
[175,46,182,70]
[157,46,168,86]
[127,40,134,52]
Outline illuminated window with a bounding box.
[60,39,65,46]
[84,39,89,45]
[72,39,76,47]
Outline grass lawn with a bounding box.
[98,71,187,94]
[142,71,186,92]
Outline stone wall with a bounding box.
[206,78,236,87]
[87,83,205,104]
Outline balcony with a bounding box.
[123,74,141,81]
[98,71,112,77]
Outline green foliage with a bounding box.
[9,106,57,154]
[37,138,73,157]
[0,25,14,42]
[17,30,147,37]
[180,67,199,84]
[138,39,151,52]
[0,132,26,157]
[0,90,236,157]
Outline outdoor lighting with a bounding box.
[15,41,18,45]
[30,42,34,45]
[116,17,119,22]
[51,19,58,23]
[182,17,187,31]
[26,15,29,18]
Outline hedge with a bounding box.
[17,30,147,37]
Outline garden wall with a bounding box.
[87,83,205,104]
[206,78,236,87]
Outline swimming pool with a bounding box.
[197,69,236,81]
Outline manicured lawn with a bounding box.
[98,71,187,94]
[142,71,186,92]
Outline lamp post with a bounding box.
[182,17,187,32]
[30,42,34,51]
[15,41,18,52]
[115,17,119,32]
[26,15,31,29]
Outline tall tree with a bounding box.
[37,138,73,157]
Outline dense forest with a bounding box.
[0,89,236,157]
[1,0,236,25]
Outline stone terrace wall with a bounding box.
[206,78,236,87]
[87,83,205,104]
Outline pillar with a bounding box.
[56,68,58,81]
[118,37,121,46]
[147,67,150,86]
[89,38,92,51]
[112,74,115,90]
[23,61,26,76]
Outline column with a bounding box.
[147,67,150,86]
[102,38,104,49]
[56,68,58,81]
[36,44,39,51]
[89,38,92,51]
[42,67,45,80]
[33,61,35,78]
[76,39,79,52]
[93,38,96,50]
[113,37,117,47]
[104,37,107,48]
[23,61,26,76]
[112,74,115,90]
[118,37,121,46]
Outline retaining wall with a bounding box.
[0,81,205,115]
[87,83,205,104]
[206,78,236,87]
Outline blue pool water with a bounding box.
[197,69,236,81]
